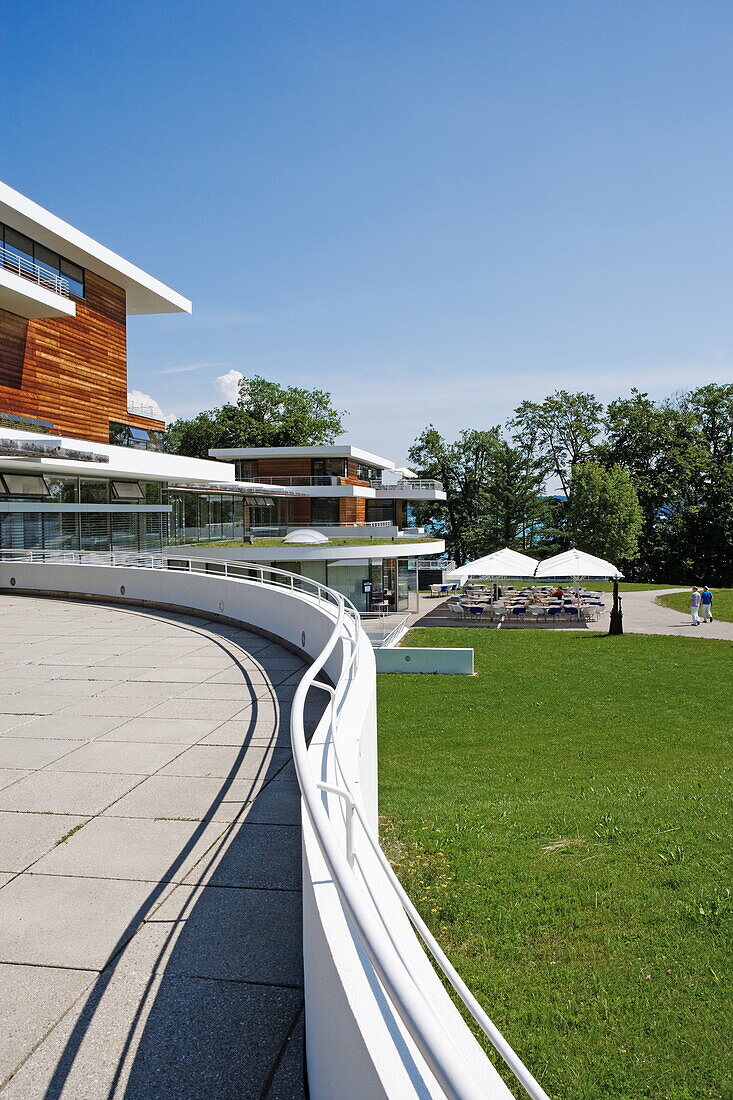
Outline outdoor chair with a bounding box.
[547,606,562,621]
[511,606,526,618]
[529,605,545,620]
[564,606,579,619]
[467,604,486,618]
[449,601,467,619]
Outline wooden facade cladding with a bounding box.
[0,271,164,444]
[339,497,367,524]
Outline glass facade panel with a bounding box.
[45,477,78,502]
[311,497,339,525]
[0,223,85,297]
[80,479,108,504]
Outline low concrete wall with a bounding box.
[376,647,474,675]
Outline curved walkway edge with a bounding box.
[621,588,733,640]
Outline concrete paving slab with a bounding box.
[0,693,65,715]
[0,770,28,792]
[32,816,229,884]
[98,717,223,744]
[57,697,153,717]
[264,1006,307,1100]
[0,966,301,1100]
[183,822,302,891]
[93,681,188,700]
[141,698,252,722]
[132,667,220,683]
[0,737,87,770]
[239,778,302,827]
[0,715,30,734]
[206,667,297,686]
[8,714,126,740]
[173,682,260,701]
[0,962,92,1088]
[0,873,154,969]
[45,740,184,775]
[147,882,304,985]
[0,812,89,872]
[103,774,265,823]
[158,744,291,781]
[0,770,142,816]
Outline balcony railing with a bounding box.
[247,475,340,486]
[126,402,160,419]
[371,479,444,492]
[0,244,70,298]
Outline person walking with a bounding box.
[700,586,714,623]
[690,586,701,626]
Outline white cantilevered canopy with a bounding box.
[533,548,623,580]
[446,547,539,580]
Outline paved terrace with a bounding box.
[0,593,325,1099]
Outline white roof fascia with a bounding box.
[208,444,397,471]
[0,428,234,484]
[0,181,191,317]
[164,541,446,564]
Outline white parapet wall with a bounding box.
[375,647,474,675]
[0,555,528,1100]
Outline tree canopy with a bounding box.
[163,375,346,459]
[410,382,733,584]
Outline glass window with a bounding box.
[4,227,34,264]
[111,481,144,500]
[312,497,340,525]
[141,482,161,504]
[34,243,60,282]
[45,477,78,503]
[235,460,258,480]
[80,479,108,504]
[59,258,84,297]
[3,474,50,496]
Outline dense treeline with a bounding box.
[409,383,733,584]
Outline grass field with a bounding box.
[377,628,732,1099]
[657,588,733,623]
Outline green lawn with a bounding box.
[657,589,733,623]
[377,628,732,1099]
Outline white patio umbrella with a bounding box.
[445,547,539,582]
[533,548,623,581]
[534,548,624,629]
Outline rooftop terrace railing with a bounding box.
[0,243,71,297]
[371,479,445,492]
[248,475,341,486]
[0,547,549,1100]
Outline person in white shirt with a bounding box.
[690,587,701,626]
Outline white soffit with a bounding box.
[208,444,398,471]
[0,181,191,316]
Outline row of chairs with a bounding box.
[448,601,605,622]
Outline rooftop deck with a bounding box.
[0,594,325,1098]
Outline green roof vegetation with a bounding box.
[378,628,732,1099]
[177,536,438,549]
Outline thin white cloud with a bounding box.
[155,362,227,376]
[215,369,244,403]
[127,389,177,426]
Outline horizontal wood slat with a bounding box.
[0,272,164,443]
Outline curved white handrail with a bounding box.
[0,548,549,1100]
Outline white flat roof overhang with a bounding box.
[165,541,446,563]
[0,181,191,316]
[374,486,447,501]
[208,444,400,472]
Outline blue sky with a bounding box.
[4,0,733,462]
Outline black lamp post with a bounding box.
[608,578,623,635]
